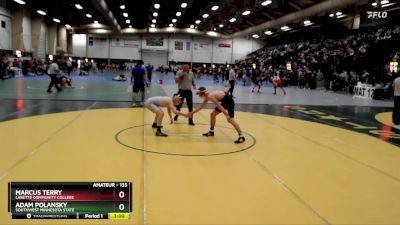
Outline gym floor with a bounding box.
[0,72,399,225]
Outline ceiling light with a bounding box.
[336,11,342,16]
[203,14,209,18]
[181,2,188,8]
[213,28,216,31]
[371,2,377,6]
[172,18,177,23]
[53,18,61,23]
[153,12,158,17]
[190,24,194,28]
[195,20,201,24]
[167,27,175,32]
[129,25,132,28]
[252,34,260,38]
[123,12,128,17]
[149,27,157,32]
[13,0,25,5]
[219,24,224,28]
[281,25,289,29]
[96,29,110,34]
[229,18,236,23]
[151,24,155,28]
[329,13,334,17]
[337,14,346,18]
[75,4,83,10]
[154,3,160,9]
[261,0,272,6]
[65,24,71,29]
[86,14,92,18]
[93,22,101,28]
[120,5,125,9]
[242,10,251,16]
[304,20,313,26]
[382,2,394,7]
[265,30,273,35]
[169,24,174,27]
[152,19,156,23]
[176,12,182,17]
[206,31,218,37]
[211,5,219,11]
[126,19,130,24]
[381,0,389,4]
[37,10,46,16]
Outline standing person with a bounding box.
[47,59,62,93]
[144,94,189,136]
[174,64,196,125]
[227,64,236,97]
[273,74,286,95]
[146,64,154,83]
[392,75,400,126]
[0,57,7,80]
[131,60,147,107]
[66,59,73,76]
[251,68,262,93]
[190,87,245,144]
[220,65,225,83]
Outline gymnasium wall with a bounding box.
[72,33,264,66]
[0,6,12,50]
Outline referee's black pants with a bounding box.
[393,96,400,125]
[175,89,193,122]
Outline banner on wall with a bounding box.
[218,43,231,48]
[186,42,191,51]
[111,38,140,48]
[193,42,210,51]
[88,36,107,46]
[174,41,183,50]
[146,37,164,47]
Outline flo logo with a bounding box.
[367,11,388,19]
[26,213,31,219]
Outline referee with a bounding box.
[174,64,196,125]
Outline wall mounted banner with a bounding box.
[186,42,191,51]
[218,43,231,48]
[88,36,107,46]
[146,37,164,47]
[174,41,183,51]
[111,38,139,48]
[194,42,210,51]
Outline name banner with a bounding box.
[353,85,375,99]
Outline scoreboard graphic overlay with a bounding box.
[8,182,132,220]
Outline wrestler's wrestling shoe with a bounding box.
[156,130,168,137]
[202,131,214,136]
[152,123,163,128]
[234,136,245,144]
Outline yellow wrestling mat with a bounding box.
[375,111,396,127]
[1,108,400,224]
